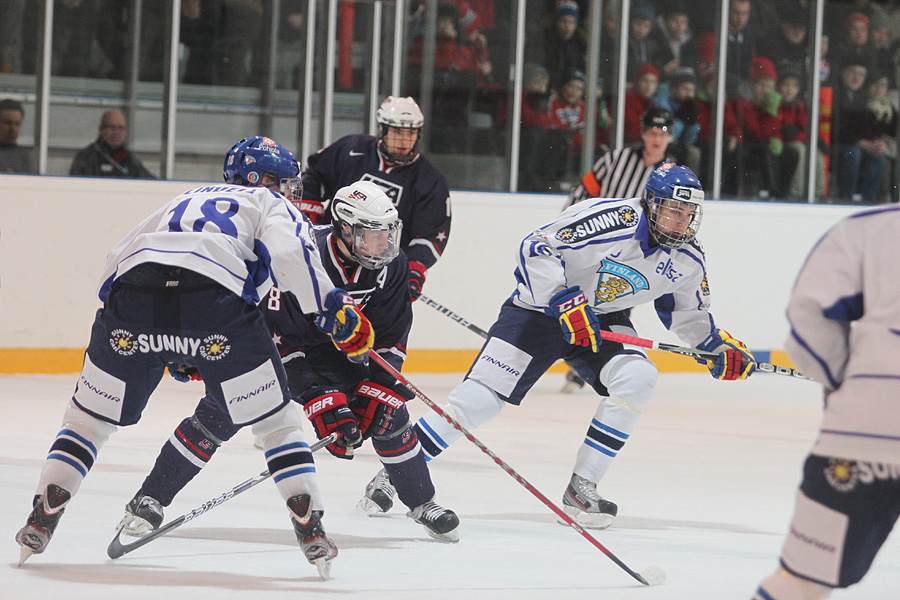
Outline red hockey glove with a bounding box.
[547,287,602,352]
[298,199,326,224]
[300,388,362,459]
[316,288,374,363]
[351,374,415,438]
[166,363,202,383]
[696,329,755,380]
[408,261,427,302]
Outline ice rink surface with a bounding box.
[4,371,899,599]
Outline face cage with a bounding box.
[279,177,303,203]
[378,125,420,164]
[347,220,403,269]
[648,198,703,249]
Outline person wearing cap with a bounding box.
[732,57,784,198]
[833,12,876,76]
[775,62,825,199]
[531,0,587,91]
[756,3,810,86]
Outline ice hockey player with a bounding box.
[15,136,374,579]
[361,163,755,530]
[119,180,460,545]
[753,206,900,599]
[299,96,451,301]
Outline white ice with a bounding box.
[4,372,899,599]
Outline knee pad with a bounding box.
[600,354,657,411]
[755,568,832,600]
[446,378,505,429]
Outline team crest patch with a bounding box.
[824,459,858,492]
[109,329,136,356]
[200,334,231,360]
[555,206,639,244]
[594,259,649,304]
[247,171,260,184]
[700,276,710,296]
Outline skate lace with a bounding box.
[412,501,447,521]
[369,470,395,497]
[572,476,602,502]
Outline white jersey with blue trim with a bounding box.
[97,184,334,313]
[512,196,715,348]
[786,206,900,463]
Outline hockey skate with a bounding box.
[15,484,72,565]
[288,493,337,580]
[560,474,618,530]
[356,468,396,515]
[118,490,164,537]
[407,499,460,543]
[560,368,586,393]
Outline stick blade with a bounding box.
[638,565,666,586]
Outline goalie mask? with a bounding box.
[331,181,402,270]
[223,136,302,203]
[642,163,704,249]
[376,96,424,165]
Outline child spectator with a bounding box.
[625,63,660,143]
[549,68,587,178]
[861,71,897,201]
[776,63,825,198]
[697,72,742,194]
[653,65,701,173]
[733,57,783,198]
[626,3,661,83]
[651,0,700,81]
[532,1,587,91]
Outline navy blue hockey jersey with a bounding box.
[263,224,412,391]
[300,134,451,273]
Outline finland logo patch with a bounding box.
[555,206,638,243]
[594,259,649,304]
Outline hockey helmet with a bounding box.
[641,107,674,132]
[376,96,424,164]
[223,136,302,202]
[642,163,704,249]
[331,181,402,269]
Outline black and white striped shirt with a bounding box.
[562,145,673,210]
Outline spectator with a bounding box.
[549,67,587,177]
[626,3,661,84]
[0,98,37,174]
[833,12,876,74]
[757,3,810,86]
[650,0,700,82]
[0,0,26,73]
[868,11,894,85]
[215,0,265,86]
[624,63,660,143]
[832,58,884,202]
[653,65,702,174]
[52,0,101,77]
[697,71,742,194]
[864,71,898,201]
[532,0,587,90]
[725,0,756,99]
[733,57,783,198]
[774,63,813,199]
[69,110,156,179]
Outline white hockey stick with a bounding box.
[368,351,666,586]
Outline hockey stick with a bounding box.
[415,292,490,338]
[597,330,807,379]
[107,432,339,559]
[416,292,804,380]
[368,352,665,586]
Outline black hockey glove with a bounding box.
[299,387,362,459]
[352,373,415,438]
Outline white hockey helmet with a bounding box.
[330,181,402,270]
[376,96,424,164]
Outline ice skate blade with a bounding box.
[117,514,155,538]
[424,527,460,543]
[356,496,389,516]
[18,545,34,567]
[313,557,332,580]
[559,505,614,530]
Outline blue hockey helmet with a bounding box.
[642,163,704,249]
[223,136,302,202]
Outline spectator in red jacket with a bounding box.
[733,57,783,198]
[775,63,824,198]
[624,63,660,143]
[697,72,742,194]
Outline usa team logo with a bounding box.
[594,259,649,304]
[348,190,367,201]
[109,329,136,356]
[824,458,858,492]
[199,334,231,360]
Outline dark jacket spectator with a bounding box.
[0,98,37,174]
[69,110,155,179]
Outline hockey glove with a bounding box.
[316,288,374,363]
[696,329,756,380]
[299,387,363,459]
[547,287,602,352]
[352,373,415,438]
[166,363,202,383]
[408,261,427,302]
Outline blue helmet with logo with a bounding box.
[223,136,302,201]
[642,163,704,249]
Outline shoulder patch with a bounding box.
[555,205,639,243]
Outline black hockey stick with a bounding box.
[414,292,490,338]
[598,330,807,380]
[107,432,339,559]
[368,351,665,586]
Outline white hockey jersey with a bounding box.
[512,196,716,348]
[97,184,334,314]
[786,206,900,463]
